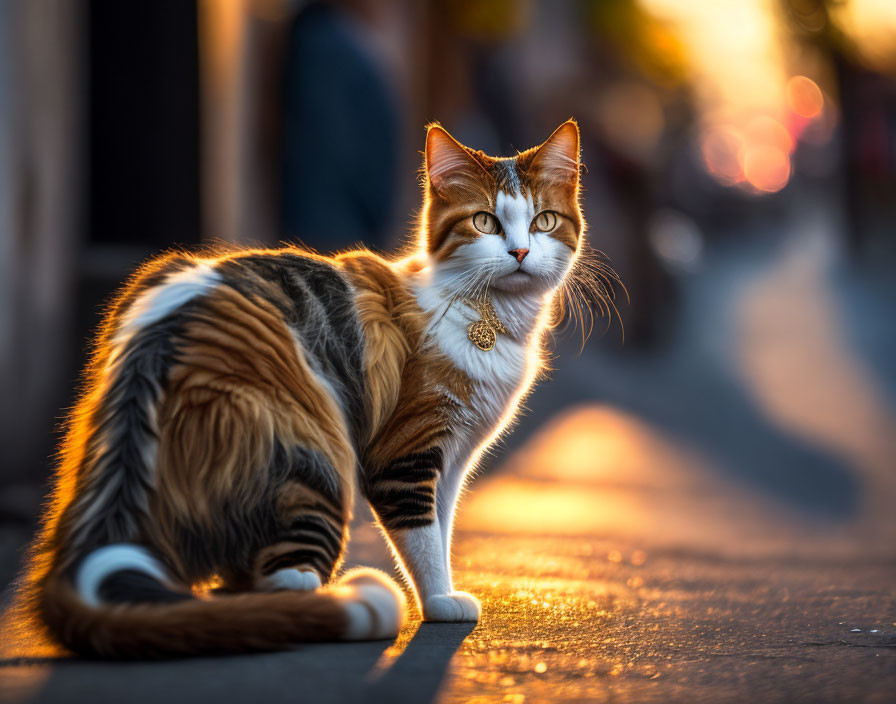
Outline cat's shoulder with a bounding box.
[335,250,421,306]
[334,248,401,283]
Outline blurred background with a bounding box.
[1,0,895,592]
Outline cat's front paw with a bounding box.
[422,592,481,622]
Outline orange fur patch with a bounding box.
[336,251,471,471]
[151,284,354,577]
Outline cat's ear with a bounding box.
[425,124,490,194]
[530,119,580,185]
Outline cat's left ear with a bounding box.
[425,124,490,194]
[531,119,580,185]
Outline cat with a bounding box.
[22,119,586,657]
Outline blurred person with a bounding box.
[281,0,400,251]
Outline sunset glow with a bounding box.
[832,0,896,74]
[637,0,837,193]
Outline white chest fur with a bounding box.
[415,279,546,466]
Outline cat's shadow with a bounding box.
[365,622,475,704]
[0,607,473,704]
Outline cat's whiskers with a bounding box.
[554,246,627,348]
[443,259,500,308]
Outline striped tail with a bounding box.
[37,548,404,658]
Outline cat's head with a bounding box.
[420,120,583,297]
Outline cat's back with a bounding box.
[212,249,367,417]
[105,247,368,448]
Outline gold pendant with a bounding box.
[466,296,508,352]
[467,319,497,351]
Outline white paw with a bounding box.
[422,592,481,622]
[257,568,321,592]
[339,568,407,640]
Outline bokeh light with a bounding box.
[700,126,745,185]
[746,115,794,155]
[743,143,791,192]
[637,0,834,194]
[786,75,824,120]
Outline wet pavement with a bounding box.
[2,213,895,703]
[426,405,896,703]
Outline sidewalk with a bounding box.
[2,215,895,703]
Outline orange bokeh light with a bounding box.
[701,115,794,192]
[745,115,793,154]
[743,144,790,192]
[701,126,745,185]
[786,75,824,119]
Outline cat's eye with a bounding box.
[473,211,501,234]
[533,211,558,232]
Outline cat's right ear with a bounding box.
[425,124,489,194]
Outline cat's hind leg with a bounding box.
[248,448,407,639]
[252,448,349,593]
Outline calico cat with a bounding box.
[23,120,587,657]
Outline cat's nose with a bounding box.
[508,248,529,263]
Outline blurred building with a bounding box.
[1,0,895,519]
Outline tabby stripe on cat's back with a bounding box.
[216,253,368,446]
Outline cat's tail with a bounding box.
[36,545,405,658]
